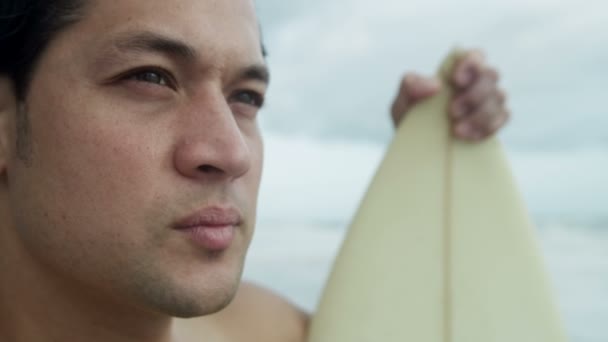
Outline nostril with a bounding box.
[198,164,222,174]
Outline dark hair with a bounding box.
[0,0,86,100]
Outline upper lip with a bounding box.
[173,206,242,229]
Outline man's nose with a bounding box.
[173,92,252,181]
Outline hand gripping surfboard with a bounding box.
[307,52,567,342]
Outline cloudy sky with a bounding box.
[253,0,608,225]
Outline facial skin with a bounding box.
[1,0,266,322]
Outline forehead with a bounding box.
[66,0,263,64]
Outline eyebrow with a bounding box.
[239,64,270,85]
[112,31,199,61]
[109,31,270,84]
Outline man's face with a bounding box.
[5,0,266,317]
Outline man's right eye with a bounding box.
[123,67,176,89]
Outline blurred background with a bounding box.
[244,0,607,341]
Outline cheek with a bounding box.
[7,91,174,285]
[18,88,168,243]
[40,118,150,203]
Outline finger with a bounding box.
[450,67,501,120]
[452,49,485,89]
[453,95,510,140]
[456,105,509,141]
[474,107,510,140]
[391,73,441,126]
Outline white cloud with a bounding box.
[257,0,608,148]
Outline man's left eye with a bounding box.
[131,70,170,86]
[232,91,264,108]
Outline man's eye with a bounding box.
[125,68,174,88]
[134,71,165,85]
[234,91,263,107]
[232,91,264,108]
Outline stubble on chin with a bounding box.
[125,250,245,318]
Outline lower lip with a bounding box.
[180,225,235,251]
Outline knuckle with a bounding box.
[402,73,418,89]
[467,49,485,64]
[487,68,500,82]
[503,109,512,122]
[390,103,400,118]
[390,104,399,117]
[400,75,410,88]
[496,89,507,103]
[493,110,509,129]
[468,87,486,105]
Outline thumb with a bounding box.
[390,73,441,127]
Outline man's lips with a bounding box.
[173,206,242,251]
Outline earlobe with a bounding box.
[0,76,18,175]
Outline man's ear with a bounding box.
[0,76,18,175]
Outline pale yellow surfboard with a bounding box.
[307,52,567,342]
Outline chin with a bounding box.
[141,276,241,318]
[163,289,237,319]
[135,257,244,318]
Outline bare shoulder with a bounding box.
[210,281,310,342]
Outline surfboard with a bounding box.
[307,52,567,342]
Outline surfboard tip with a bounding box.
[438,48,467,84]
